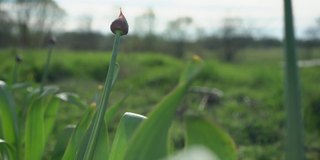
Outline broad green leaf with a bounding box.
[62,107,95,160]
[90,121,109,160]
[167,146,220,160]
[24,85,60,160]
[185,116,237,160]
[44,96,61,141]
[52,125,75,160]
[0,139,16,160]
[124,85,187,160]
[75,121,95,160]
[109,112,146,160]
[0,81,19,154]
[25,87,58,160]
[124,57,204,160]
[76,113,109,160]
[25,96,46,160]
[105,88,130,124]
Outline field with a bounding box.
[0,48,320,159]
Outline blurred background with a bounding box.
[1,0,320,53]
[0,0,320,159]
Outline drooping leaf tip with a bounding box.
[192,55,203,63]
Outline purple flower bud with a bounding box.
[49,36,56,45]
[15,55,22,63]
[110,9,129,36]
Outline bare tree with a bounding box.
[78,15,93,32]
[219,17,253,62]
[13,0,65,47]
[0,1,16,47]
[166,17,193,57]
[134,8,155,36]
[134,8,156,51]
[302,17,320,59]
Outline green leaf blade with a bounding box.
[62,107,95,160]
[90,121,109,160]
[185,116,237,160]
[124,84,188,160]
[44,97,61,141]
[105,89,130,124]
[75,115,109,160]
[0,139,16,160]
[124,57,203,160]
[167,146,221,160]
[0,81,18,149]
[109,112,146,160]
[283,0,305,159]
[25,97,46,160]
[51,125,75,160]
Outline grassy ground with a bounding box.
[0,48,319,159]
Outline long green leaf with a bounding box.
[0,81,19,149]
[76,112,109,160]
[25,96,46,160]
[167,146,220,160]
[24,88,58,160]
[44,96,60,141]
[185,116,237,160]
[51,125,75,160]
[105,88,130,124]
[109,112,146,160]
[124,85,188,160]
[283,0,305,159]
[62,107,95,160]
[90,121,109,160]
[0,139,16,160]
[124,57,203,160]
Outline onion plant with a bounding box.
[0,36,82,160]
[0,10,237,160]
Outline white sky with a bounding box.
[55,0,320,38]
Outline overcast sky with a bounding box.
[55,0,320,38]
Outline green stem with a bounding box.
[9,62,19,88]
[40,44,53,93]
[83,31,121,160]
[283,0,305,159]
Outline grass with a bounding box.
[1,46,237,159]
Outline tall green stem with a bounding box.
[10,62,19,88]
[283,0,305,159]
[83,31,121,160]
[40,44,53,93]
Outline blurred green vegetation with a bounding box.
[0,48,319,159]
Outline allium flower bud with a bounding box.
[15,54,22,63]
[49,35,56,45]
[110,9,129,36]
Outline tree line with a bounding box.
[0,0,65,48]
[1,1,319,61]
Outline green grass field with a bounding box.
[1,48,319,159]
